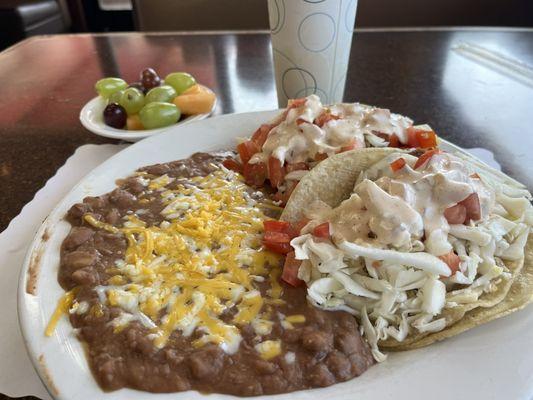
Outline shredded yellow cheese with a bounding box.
[254,340,282,360]
[45,289,77,336]
[285,314,306,324]
[79,167,284,351]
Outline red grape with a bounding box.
[140,67,158,80]
[140,67,161,90]
[142,76,161,90]
[103,103,127,129]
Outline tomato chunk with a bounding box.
[461,193,481,222]
[314,111,340,127]
[263,231,292,254]
[390,157,406,172]
[388,134,401,148]
[406,127,439,148]
[286,162,309,173]
[406,127,420,148]
[414,149,442,169]
[438,251,461,275]
[281,251,304,286]
[444,193,481,225]
[314,152,328,161]
[279,98,307,121]
[287,98,307,109]
[237,140,260,164]
[243,161,267,187]
[268,156,286,188]
[263,220,290,233]
[444,203,467,224]
[416,129,438,148]
[251,124,272,147]
[264,241,292,254]
[222,158,242,174]
[313,222,330,238]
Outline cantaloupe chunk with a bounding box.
[127,114,144,130]
[182,84,202,95]
[173,85,216,115]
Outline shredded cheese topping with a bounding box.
[50,166,285,357]
[45,289,77,336]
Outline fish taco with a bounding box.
[277,147,532,359]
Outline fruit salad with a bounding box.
[94,68,216,131]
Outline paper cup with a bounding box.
[268,0,358,107]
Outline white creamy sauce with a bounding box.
[249,95,414,165]
[291,150,532,362]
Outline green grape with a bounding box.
[164,72,196,95]
[95,77,128,98]
[139,102,180,129]
[119,87,145,115]
[108,90,124,104]
[145,85,177,104]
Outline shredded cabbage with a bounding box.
[292,151,532,363]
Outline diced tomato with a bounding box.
[268,156,286,188]
[444,193,481,225]
[438,251,461,275]
[414,149,442,169]
[444,203,467,224]
[406,127,439,148]
[251,124,272,147]
[388,134,401,148]
[243,161,267,187]
[314,152,328,161]
[264,241,292,254]
[237,140,260,164]
[461,193,481,222]
[263,231,291,243]
[279,98,307,121]
[314,111,340,127]
[287,218,310,238]
[416,129,438,148]
[263,220,290,233]
[281,251,304,286]
[263,231,292,254]
[406,127,420,148]
[339,138,361,153]
[313,222,330,238]
[390,157,406,172]
[287,98,306,109]
[222,158,243,173]
[286,162,309,173]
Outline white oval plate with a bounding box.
[79,85,217,142]
[18,110,533,400]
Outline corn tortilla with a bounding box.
[281,148,532,351]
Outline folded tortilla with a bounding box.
[281,148,533,351]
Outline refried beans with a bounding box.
[56,151,374,396]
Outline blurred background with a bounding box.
[1,0,533,51]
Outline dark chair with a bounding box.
[132,0,269,31]
[0,0,67,50]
